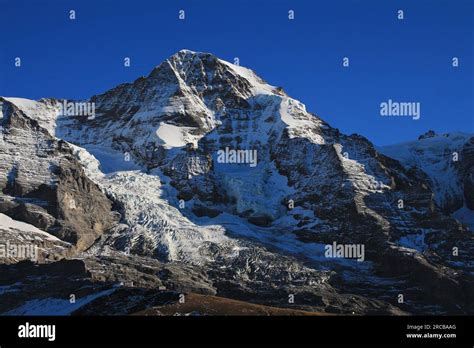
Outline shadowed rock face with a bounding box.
[0,51,473,315]
[0,99,118,253]
[461,137,474,209]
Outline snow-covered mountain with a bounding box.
[1,50,473,315]
[379,131,474,229]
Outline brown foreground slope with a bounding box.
[133,293,331,316]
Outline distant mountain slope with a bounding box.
[379,131,474,230]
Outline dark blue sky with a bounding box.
[1,0,472,145]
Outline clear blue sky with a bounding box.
[1,0,472,145]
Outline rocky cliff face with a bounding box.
[0,98,118,253]
[0,50,473,315]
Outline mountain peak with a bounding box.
[178,48,197,54]
[418,130,437,140]
[148,49,277,100]
[166,49,218,67]
[174,48,208,57]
